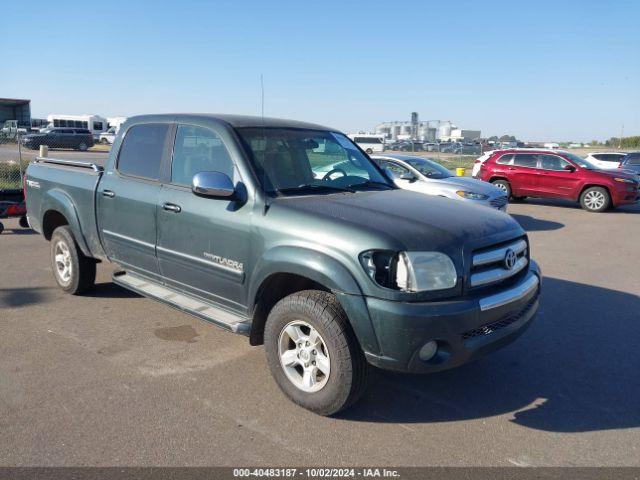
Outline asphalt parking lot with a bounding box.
[1,200,639,467]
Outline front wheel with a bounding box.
[491,179,511,198]
[50,226,96,294]
[19,216,29,228]
[365,148,373,154]
[77,142,88,151]
[580,186,610,212]
[264,290,370,416]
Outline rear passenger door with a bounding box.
[97,122,173,282]
[537,154,580,198]
[156,124,252,311]
[508,153,539,196]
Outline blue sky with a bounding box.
[2,0,639,141]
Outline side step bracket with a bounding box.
[113,271,251,335]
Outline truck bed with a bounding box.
[25,157,106,259]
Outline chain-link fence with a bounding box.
[0,131,26,191]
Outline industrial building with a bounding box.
[374,113,481,142]
[0,98,31,127]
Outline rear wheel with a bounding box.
[100,138,109,144]
[365,148,373,154]
[19,216,29,228]
[491,179,511,198]
[264,290,370,416]
[580,187,610,212]
[50,226,96,294]
[77,142,88,151]
[0,222,4,235]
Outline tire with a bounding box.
[50,226,96,294]
[264,290,370,416]
[580,186,610,212]
[77,142,88,151]
[365,148,373,154]
[491,179,511,197]
[0,222,4,235]
[100,138,109,144]
[19,215,29,229]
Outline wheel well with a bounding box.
[42,210,69,240]
[579,184,611,201]
[249,273,330,346]
[489,176,508,184]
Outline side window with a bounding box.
[495,154,513,165]
[513,154,537,168]
[381,160,409,178]
[625,153,640,165]
[92,121,103,131]
[539,155,569,171]
[118,123,169,180]
[171,125,234,186]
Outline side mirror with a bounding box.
[564,164,576,172]
[400,172,416,182]
[192,171,235,198]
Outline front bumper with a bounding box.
[363,261,540,373]
[611,185,640,206]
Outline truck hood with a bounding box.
[271,189,523,251]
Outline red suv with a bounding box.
[478,149,639,212]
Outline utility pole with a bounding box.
[618,124,624,149]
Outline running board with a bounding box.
[113,271,251,335]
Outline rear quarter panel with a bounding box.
[25,163,105,258]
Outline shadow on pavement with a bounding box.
[83,282,142,299]
[0,286,55,308]
[341,277,640,433]
[511,214,564,231]
[521,198,640,214]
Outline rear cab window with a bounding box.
[117,123,171,180]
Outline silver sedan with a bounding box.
[372,154,508,211]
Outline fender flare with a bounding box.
[248,246,381,355]
[40,188,92,257]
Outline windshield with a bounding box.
[405,157,452,179]
[237,128,393,196]
[564,152,600,169]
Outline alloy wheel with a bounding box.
[278,320,331,392]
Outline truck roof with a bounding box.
[126,114,336,132]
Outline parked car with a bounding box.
[619,152,640,176]
[25,114,540,415]
[372,154,508,211]
[478,149,639,212]
[21,127,94,151]
[99,127,118,145]
[583,152,628,170]
[471,150,496,178]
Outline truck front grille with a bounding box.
[462,295,537,341]
[470,237,528,289]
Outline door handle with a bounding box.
[508,167,517,170]
[102,190,115,198]
[162,202,182,213]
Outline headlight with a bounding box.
[396,252,457,292]
[456,190,489,200]
[360,250,457,292]
[613,177,635,184]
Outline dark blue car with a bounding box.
[620,152,640,177]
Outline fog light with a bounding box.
[418,341,438,361]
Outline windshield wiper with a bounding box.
[277,184,356,195]
[349,180,395,190]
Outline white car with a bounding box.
[372,154,508,211]
[99,127,117,145]
[583,152,627,170]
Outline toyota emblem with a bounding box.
[504,249,517,270]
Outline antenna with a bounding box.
[260,74,265,120]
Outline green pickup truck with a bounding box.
[25,114,541,415]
